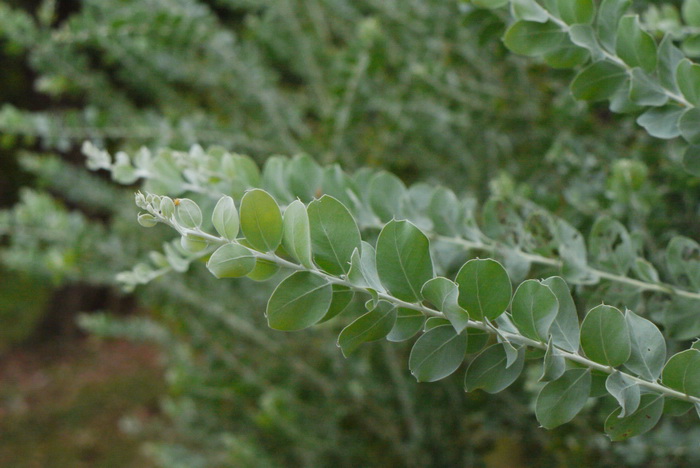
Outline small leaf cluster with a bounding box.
[475,0,700,173]
[131,156,700,439]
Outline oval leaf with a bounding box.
[421,277,470,333]
[206,243,256,278]
[240,189,283,252]
[266,271,332,331]
[455,258,512,321]
[662,349,700,397]
[337,301,397,356]
[282,200,314,268]
[542,276,580,353]
[307,195,361,275]
[605,393,664,441]
[511,279,559,342]
[409,326,467,382]
[624,310,666,381]
[580,304,631,367]
[376,220,434,303]
[464,344,525,394]
[536,369,592,429]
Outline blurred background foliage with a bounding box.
[2,0,700,466]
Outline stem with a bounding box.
[156,209,700,406]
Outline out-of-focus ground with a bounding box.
[0,338,163,468]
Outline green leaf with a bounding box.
[387,308,425,342]
[624,310,666,381]
[307,195,361,275]
[569,24,603,61]
[636,105,684,139]
[606,372,641,418]
[542,277,580,353]
[541,336,566,382]
[616,15,657,72]
[683,145,700,176]
[288,154,322,202]
[455,258,512,321]
[503,21,567,57]
[318,285,355,323]
[337,301,397,356]
[240,189,283,252]
[464,344,525,394]
[347,242,384,292]
[557,0,594,24]
[571,61,627,102]
[596,0,632,53]
[632,257,660,283]
[409,326,468,382]
[658,35,685,93]
[282,200,314,269]
[206,243,256,278]
[605,393,664,441]
[429,187,464,236]
[511,279,559,342]
[368,171,406,222]
[629,68,669,106]
[683,0,700,27]
[666,236,700,290]
[248,256,281,281]
[677,59,700,106]
[261,156,293,201]
[266,271,332,331]
[211,196,239,241]
[511,0,548,23]
[535,369,592,429]
[175,198,203,229]
[679,108,700,145]
[543,41,590,69]
[376,220,434,303]
[662,349,700,397]
[580,304,631,367]
[421,277,470,333]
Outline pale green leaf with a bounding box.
[535,369,591,429]
[580,305,631,367]
[409,326,467,382]
[557,0,595,24]
[368,171,406,222]
[175,198,202,229]
[636,105,684,139]
[387,308,425,342]
[629,68,669,106]
[421,277,470,333]
[677,59,700,106]
[511,0,548,23]
[511,279,559,342]
[616,15,657,72]
[376,220,434,303]
[282,200,314,269]
[606,372,641,418]
[266,271,332,331]
[605,393,664,441]
[464,344,525,394]
[240,189,283,252]
[455,258,512,321]
[211,196,239,241]
[662,349,700,397]
[307,195,361,275]
[624,310,666,381]
[542,276,580,353]
[597,0,632,53]
[541,337,566,382]
[318,285,355,323]
[503,21,567,57]
[679,108,700,145]
[337,301,397,356]
[206,243,256,278]
[571,61,627,101]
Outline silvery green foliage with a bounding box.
[474,0,700,174]
[112,145,700,439]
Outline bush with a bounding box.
[4,0,700,466]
